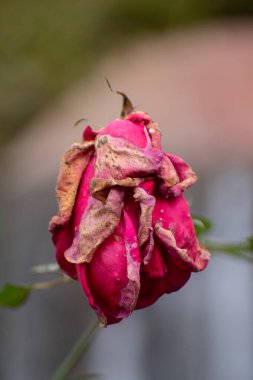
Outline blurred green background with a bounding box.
[1,0,253,145]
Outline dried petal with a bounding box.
[49,141,94,233]
[118,210,141,317]
[91,176,148,203]
[155,223,210,271]
[94,130,162,181]
[158,153,179,196]
[133,186,156,264]
[65,188,125,264]
[165,154,197,197]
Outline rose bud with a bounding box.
[49,102,210,326]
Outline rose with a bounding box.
[49,111,210,326]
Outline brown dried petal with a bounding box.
[133,187,156,262]
[91,176,150,203]
[118,210,141,317]
[65,188,125,264]
[94,130,162,182]
[118,239,140,315]
[49,141,94,233]
[166,154,198,197]
[158,154,179,193]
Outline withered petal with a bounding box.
[158,153,179,196]
[154,223,210,271]
[164,153,198,197]
[133,187,156,264]
[94,130,162,182]
[91,176,149,203]
[65,188,125,264]
[49,141,94,233]
[118,210,141,317]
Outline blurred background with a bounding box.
[0,1,253,379]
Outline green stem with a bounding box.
[204,241,253,262]
[51,320,100,380]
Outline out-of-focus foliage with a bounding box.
[192,214,212,237]
[0,283,30,307]
[0,0,252,145]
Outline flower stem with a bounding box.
[51,320,100,380]
[31,275,73,290]
[204,241,253,263]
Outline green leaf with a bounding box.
[192,214,212,237]
[0,283,31,307]
[247,236,253,251]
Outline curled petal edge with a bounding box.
[154,223,211,272]
[159,153,197,198]
[91,176,151,203]
[158,154,180,195]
